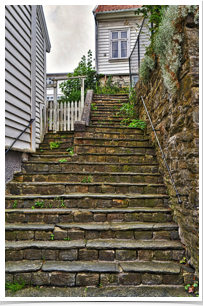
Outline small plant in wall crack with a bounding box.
[13,201,17,209]
[66,147,74,155]
[5,279,25,293]
[50,234,54,241]
[82,175,92,183]
[59,159,67,163]
[34,201,44,208]
[50,141,62,150]
[185,281,199,297]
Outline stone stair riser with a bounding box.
[5,210,172,224]
[86,127,144,134]
[75,146,154,155]
[74,132,147,139]
[28,155,157,164]
[5,197,168,209]
[21,163,159,174]
[74,139,149,146]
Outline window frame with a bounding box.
[109,28,130,60]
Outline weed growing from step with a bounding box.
[66,147,74,155]
[82,175,92,183]
[5,279,25,293]
[61,135,66,138]
[59,159,67,162]
[180,257,187,264]
[64,237,71,241]
[34,201,44,208]
[13,201,17,209]
[184,281,199,297]
[91,103,97,111]
[50,141,62,150]
[50,234,54,241]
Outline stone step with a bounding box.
[5,239,185,263]
[29,153,157,163]
[39,141,73,149]
[5,260,187,287]
[75,145,154,155]
[85,126,144,134]
[5,193,169,209]
[74,131,147,140]
[5,221,179,242]
[44,132,74,139]
[21,161,159,174]
[74,138,149,146]
[13,171,164,184]
[91,116,127,121]
[5,206,172,224]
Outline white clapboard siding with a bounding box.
[97,17,143,75]
[35,11,46,148]
[5,5,32,151]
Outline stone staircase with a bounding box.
[5,94,193,294]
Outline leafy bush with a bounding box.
[59,50,96,102]
[95,75,129,95]
[139,55,155,84]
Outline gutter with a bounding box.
[93,12,98,74]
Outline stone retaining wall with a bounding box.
[135,14,199,275]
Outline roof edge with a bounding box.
[37,5,51,53]
[94,7,140,15]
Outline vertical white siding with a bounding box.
[5,5,32,151]
[35,11,46,148]
[97,17,143,75]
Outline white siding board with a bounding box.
[5,126,31,144]
[5,71,31,97]
[5,138,31,151]
[5,25,31,55]
[13,5,31,26]
[5,12,31,45]
[5,61,31,89]
[5,111,30,126]
[5,32,31,62]
[5,90,31,111]
[5,6,31,36]
[5,51,30,79]
[5,40,31,71]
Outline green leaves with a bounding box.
[50,141,62,150]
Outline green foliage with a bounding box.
[137,5,199,94]
[180,257,187,264]
[128,119,147,129]
[59,159,67,162]
[94,75,129,95]
[50,141,62,150]
[59,50,96,103]
[66,147,74,155]
[184,281,199,297]
[13,201,17,209]
[82,175,92,183]
[91,103,97,111]
[34,201,44,209]
[64,237,71,241]
[5,279,25,292]
[50,234,54,241]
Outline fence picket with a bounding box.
[67,102,70,131]
[64,102,66,131]
[71,101,74,130]
[60,102,63,131]
[49,101,52,131]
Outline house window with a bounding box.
[109,29,130,59]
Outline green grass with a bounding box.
[5,280,25,293]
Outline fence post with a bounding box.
[53,80,57,133]
[81,78,85,110]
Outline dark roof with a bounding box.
[94,5,142,13]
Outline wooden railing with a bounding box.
[46,76,86,133]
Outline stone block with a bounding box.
[153,231,170,240]
[85,231,100,239]
[76,273,99,286]
[142,273,162,285]
[139,213,152,222]
[58,214,73,223]
[43,215,59,224]
[14,273,31,285]
[94,214,106,222]
[170,231,179,240]
[68,230,84,240]
[5,231,16,240]
[42,249,58,260]
[31,272,50,285]
[100,273,119,285]
[5,273,13,283]
[183,272,194,285]
[153,250,172,261]
[16,231,34,240]
[74,211,93,223]
[101,230,115,239]
[115,231,134,239]
[53,227,68,240]
[25,214,43,223]
[119,273,141,285]
[78,249,98,261]
[99,250,114,261]
[35,231,52,241]
[24,249,41,260]
[107,213,123,222]
[162,274,183,285]
[59,250,78,261]
[50,272,75,286]
[124,213,139,222]
[138,250,153,261]
[5,250,24,261]
[134,231,152,240]
[172,250,185,261]
[116,250,137,261]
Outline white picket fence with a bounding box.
[47,100,83,132]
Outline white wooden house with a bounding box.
[5,5,51,183]
[93,5,150,87]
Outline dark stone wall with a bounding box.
[135,15,199,274]
[5,151,28,184]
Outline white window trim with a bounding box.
[109,28,130,60]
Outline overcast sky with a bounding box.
[43,5,96,74]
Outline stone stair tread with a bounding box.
[5,193,169,199]
[5,260,43,273]
[14,172,161,176]
[5,240,85,250]
[120,261,180,274]
[74,137,148,141]
[22,161,158,165]
[86,239,184,250]
[42,261,120,273]
[5,224,55,230]
[5,222,178,231]
[6,207,170,213]
[58,222,178,231]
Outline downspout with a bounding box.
[94,13,98,73]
